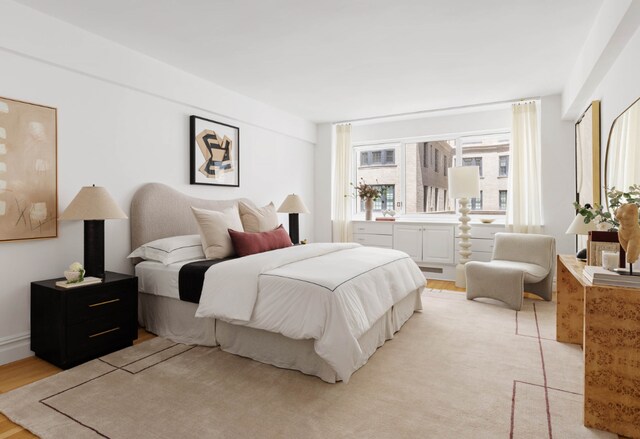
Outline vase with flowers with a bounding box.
[350,178,382,221]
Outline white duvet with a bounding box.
[195,243,425,382]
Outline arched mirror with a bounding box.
[605,96,640,203]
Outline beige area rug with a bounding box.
[0,290,617,439]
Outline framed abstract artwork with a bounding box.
[190,115,239,187]
[0,96,57,242]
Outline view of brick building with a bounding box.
[355,135,509,214]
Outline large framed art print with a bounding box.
[0,96,57,242]
[190,115,239,187]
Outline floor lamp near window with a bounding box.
[277,194,309,244]
[59,185,128,278]
[448,166,480,288]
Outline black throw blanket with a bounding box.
[178,258,232,303]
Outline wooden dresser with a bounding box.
[556,255,640,438]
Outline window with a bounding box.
[434,188,439,211]
[423,186,428,212]
[423,144,427,168]
[499,190,507,210]
[359,149,395,167]
[499,155,509,177]
[353,133,508,216]
[470,191,483,210]
[360,185,394,211]
[463,157,483,177]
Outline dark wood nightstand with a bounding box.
[31,271,138,369]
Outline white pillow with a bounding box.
[191,206,244,259]
[128,235,205,265]
[239,201,279,233]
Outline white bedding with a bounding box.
[135,259,202,299]
[196,243,425,382]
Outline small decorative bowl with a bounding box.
[64,270,81,282]
[480,218,495,224]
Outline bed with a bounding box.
[131,183,425,382]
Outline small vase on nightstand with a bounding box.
[365,198,374,221]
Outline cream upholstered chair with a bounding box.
[465,233,556,311]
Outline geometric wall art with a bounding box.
[0,96,57,242]
[190,115,240,187]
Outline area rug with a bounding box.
[0,289,616,439]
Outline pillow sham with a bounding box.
[238,201,279,233]
[191,206,244,259]
[128,235,205,265]
[228,225,292,257]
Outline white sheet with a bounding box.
[196,243,426,382]
[135,260,203,299]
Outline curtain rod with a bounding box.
[334,96,540,125]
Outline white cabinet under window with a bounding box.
[454,224,504,263]
[352,221,393,248]
[393,224,454,264]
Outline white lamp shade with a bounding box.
[565,213,597,235]
[448,166,480,199]
[277,194,310,214]
[59,186,128,220]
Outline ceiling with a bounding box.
[16,0,603,123]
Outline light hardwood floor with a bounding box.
[0,328,155,438]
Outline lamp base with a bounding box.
[84,220,105,278]
[288,213,299,245]
[576,248,587,261]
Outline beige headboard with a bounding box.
[130,182,253,255]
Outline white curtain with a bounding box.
[332,124,352,242]
[507,101,543,233]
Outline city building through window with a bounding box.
[353,132,509,216]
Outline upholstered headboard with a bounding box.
[130,183,253,255]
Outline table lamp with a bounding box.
[59,185,128,278]
[448,166,480,288]
[277,194,309,244]
[565,208,597,260]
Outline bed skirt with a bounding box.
[138,288,423,382]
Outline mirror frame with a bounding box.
[575,101,601,208]
[604,95,640,208]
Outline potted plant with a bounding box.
[350,179,382,221]
[574,185,640,230]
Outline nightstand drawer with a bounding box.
[67,287,130,324]
[67,314,133,359]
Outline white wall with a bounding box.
[0,2,316,364]
[540,95,576,256]
[588,22,640,173]
[314,124,333,243]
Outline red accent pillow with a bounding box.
[228,225,293,257]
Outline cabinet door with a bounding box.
[393,225,423,261]
[422,225,455,264]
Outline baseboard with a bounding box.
[0,332,33,365]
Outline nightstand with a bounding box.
[31,271,138,369]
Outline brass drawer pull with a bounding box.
[89,327,120,338]
[88,298,120,308]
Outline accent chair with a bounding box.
[465,233,556,311]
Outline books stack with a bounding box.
[583,266,640,288]
[55,276,103,289]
